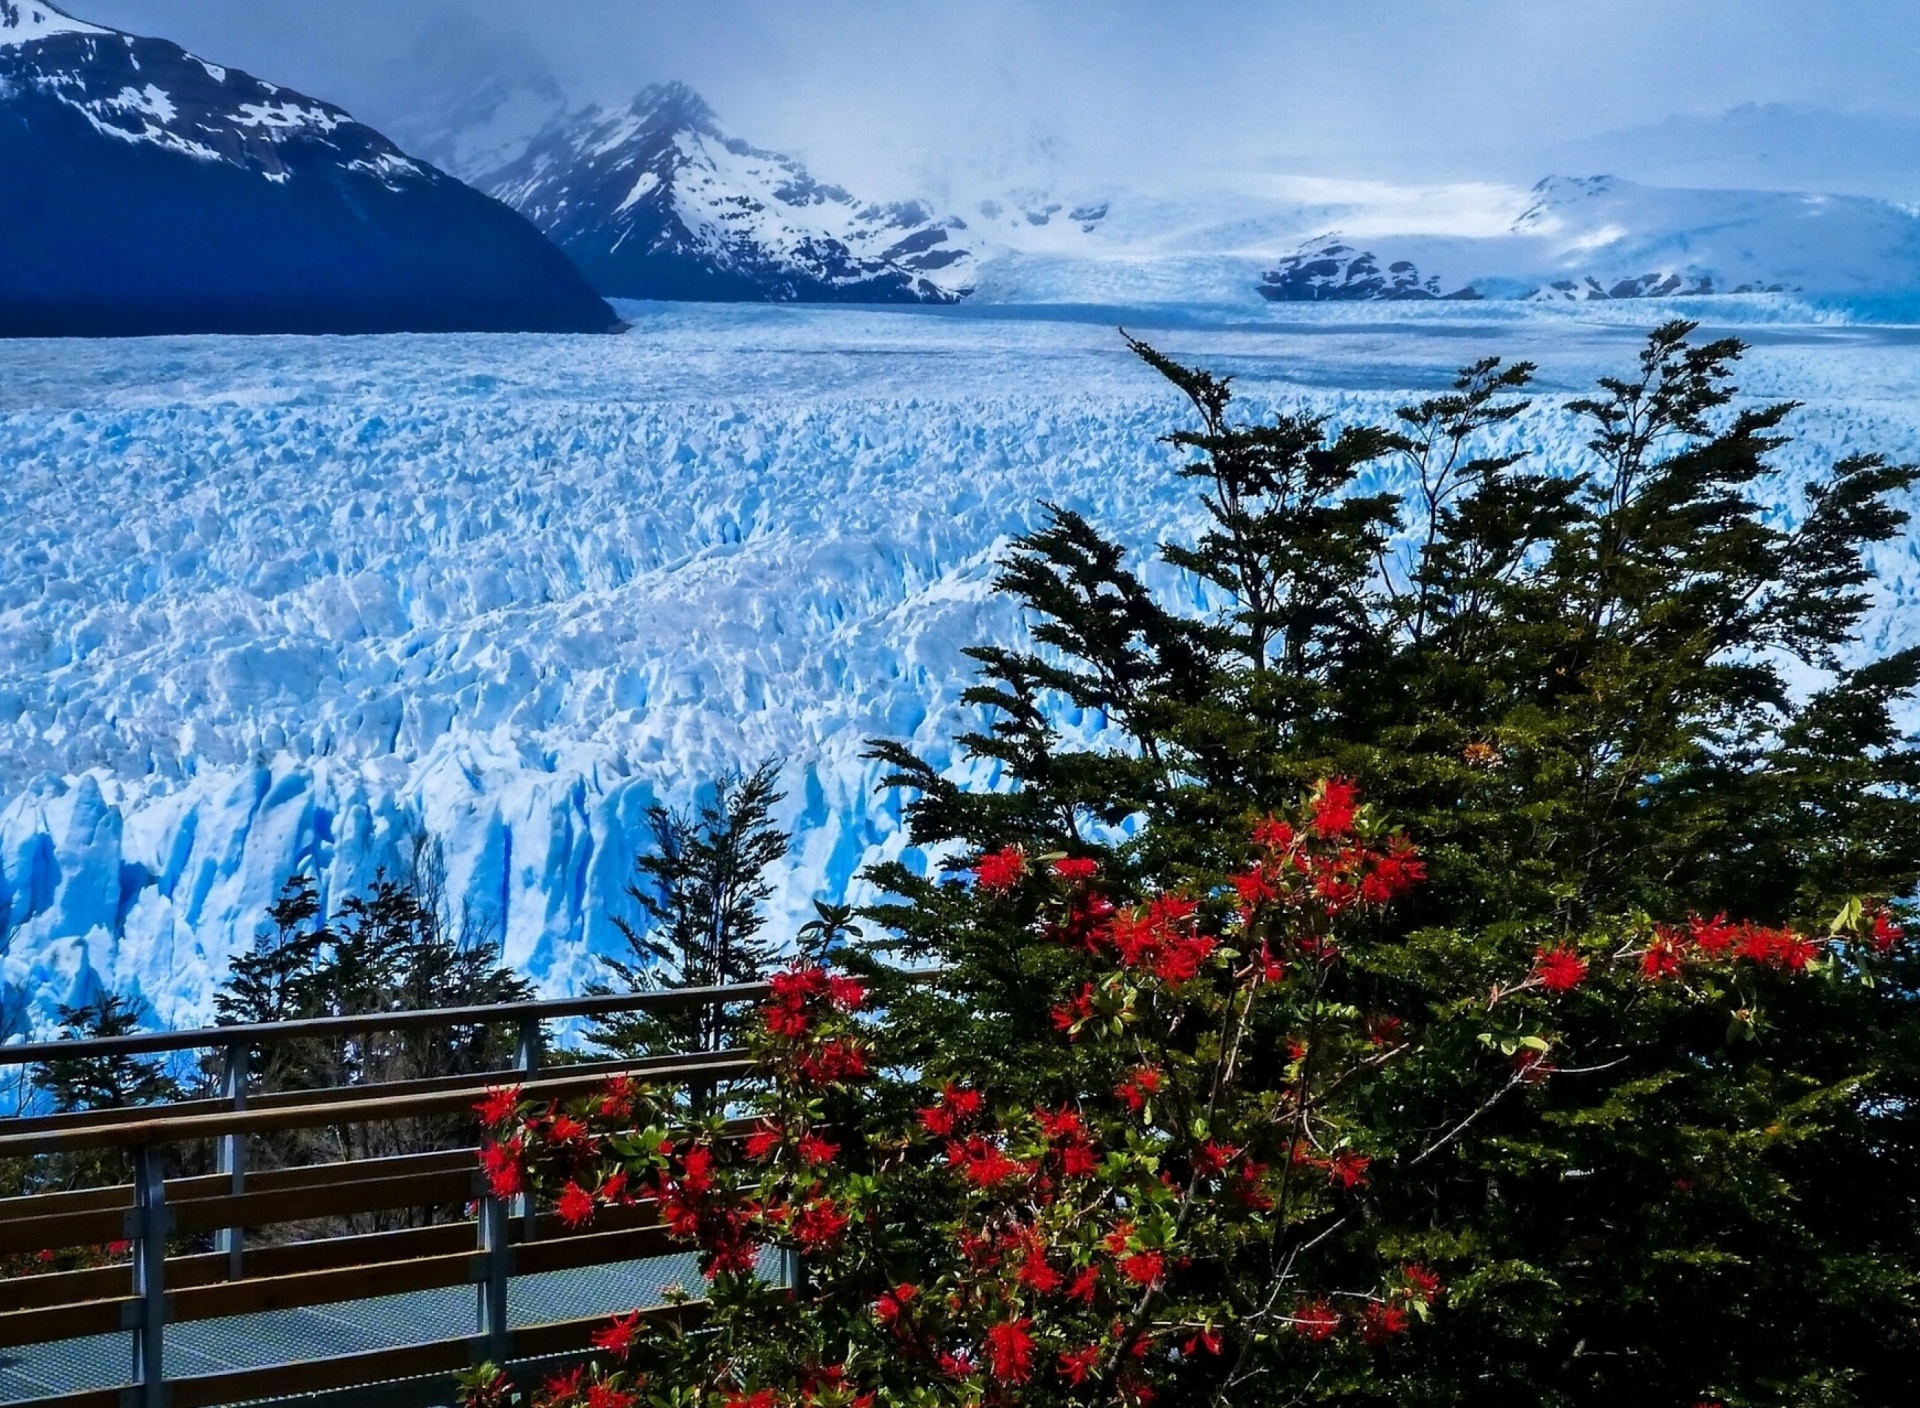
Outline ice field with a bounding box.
[6,299,1920,1034]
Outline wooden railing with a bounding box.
[0,985,772,1408]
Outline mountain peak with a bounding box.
[626,80,719,134]
[480,79,973,305]
[0,0,107,46]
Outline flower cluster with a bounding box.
[464,777,1899,1408]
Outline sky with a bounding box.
[70,1,1920,202]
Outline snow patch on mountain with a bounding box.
[0,1,103,46]
[1258,175,1920,304]
[479,83,974,304]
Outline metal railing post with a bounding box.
[215,1041,247,1280]
[131,1142,169,1407]
[514,1015,542,1242]
[476,1185,511,1365]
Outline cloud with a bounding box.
[68,1,1920,201]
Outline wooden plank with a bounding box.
[168,1168,477,1234]
[0,1055,758,1157]
[513,1223,679,1277]
[169,1249,485,1323]
[243,1146,477,1193]
[164,1335,479,1408]
[0,1171,226,1220]
[0,1295,135,1350]
[242,1221,476,1279]
[0,983,774,1067]
[0,1206,135,1257]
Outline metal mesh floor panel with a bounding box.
[0,1251,782,1404]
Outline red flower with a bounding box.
[1053,856,1100,883]
[1293,1300,1340,1341]
[591,1310,643,1356]
[556,1180,596,1228]
[827,974,868,1011]
[1115,1065,1163,1111]
[546,1113,589,1147]
[1310,778,1360,839]
[473,1086,520,1127]
[875,1283,918,1327]
[479,1138,523,1198]
[792,1197,850,1251]
[1103,1221,1136,1256]
[919,1083,983,1136]
[1119,1250,1165,1286]
[1532,944,1588,993]
[1017,1240,1062,1293]
[1066,1265,1099,1303]
[1256,941,1287,984]
[938,1351,976,1380]
[1182,1329,1224,1357]
[678,1144,716,1195]
[585,1384,636,1408]
[1360,1302,1410,1345]
[1152,933,1218,985]
[1641,930,1685,981]
[1326,1149,1371,1189]
[798,1131,840,1165]
[1060,1137,1100,1178]
[1232,867,1278,911]
[1252,815,1295,853]
[1361,834,1425,904]
[744,1121,783,1161]
[1781,933,1821,971]
[986,1317,1036,1383]
[764,1003,810,1039]
[1872,909,1906,953]
[1193,1140,1240,1177]
[1059,1344,1101,1386]
[976,845,1028,892]
[545,1366,587,1401]
[1688,912,1738,958]
[795,1038,868,1085]
[1403,1264,1443,1302]
[946,1135,1028,1188]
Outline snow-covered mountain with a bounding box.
[1258,175,1920,303]
[477,82,975,304]
[0,1,617,336]
[338,5,570,188]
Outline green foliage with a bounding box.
[212,837,534,1176]
[590,761,791,1062]
[853,322,1920,1406]
[30,992,182,1113]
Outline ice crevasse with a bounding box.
[5,308,1920,1039]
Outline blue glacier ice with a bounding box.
[4,301,1920,1037]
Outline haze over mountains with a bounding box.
[9,0,1920,338]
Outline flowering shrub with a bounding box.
[462,780,1904,1408]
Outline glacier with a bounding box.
[5,300,1920,1039]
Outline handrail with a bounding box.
[0,1049,756,1156]
[0,980,774,1065]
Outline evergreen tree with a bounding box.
[210,841,534,1182]
[591,762,790,1061]
[31,992,181,1112]
[856,322,1920,1406]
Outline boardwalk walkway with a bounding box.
[0,985,770,1408]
